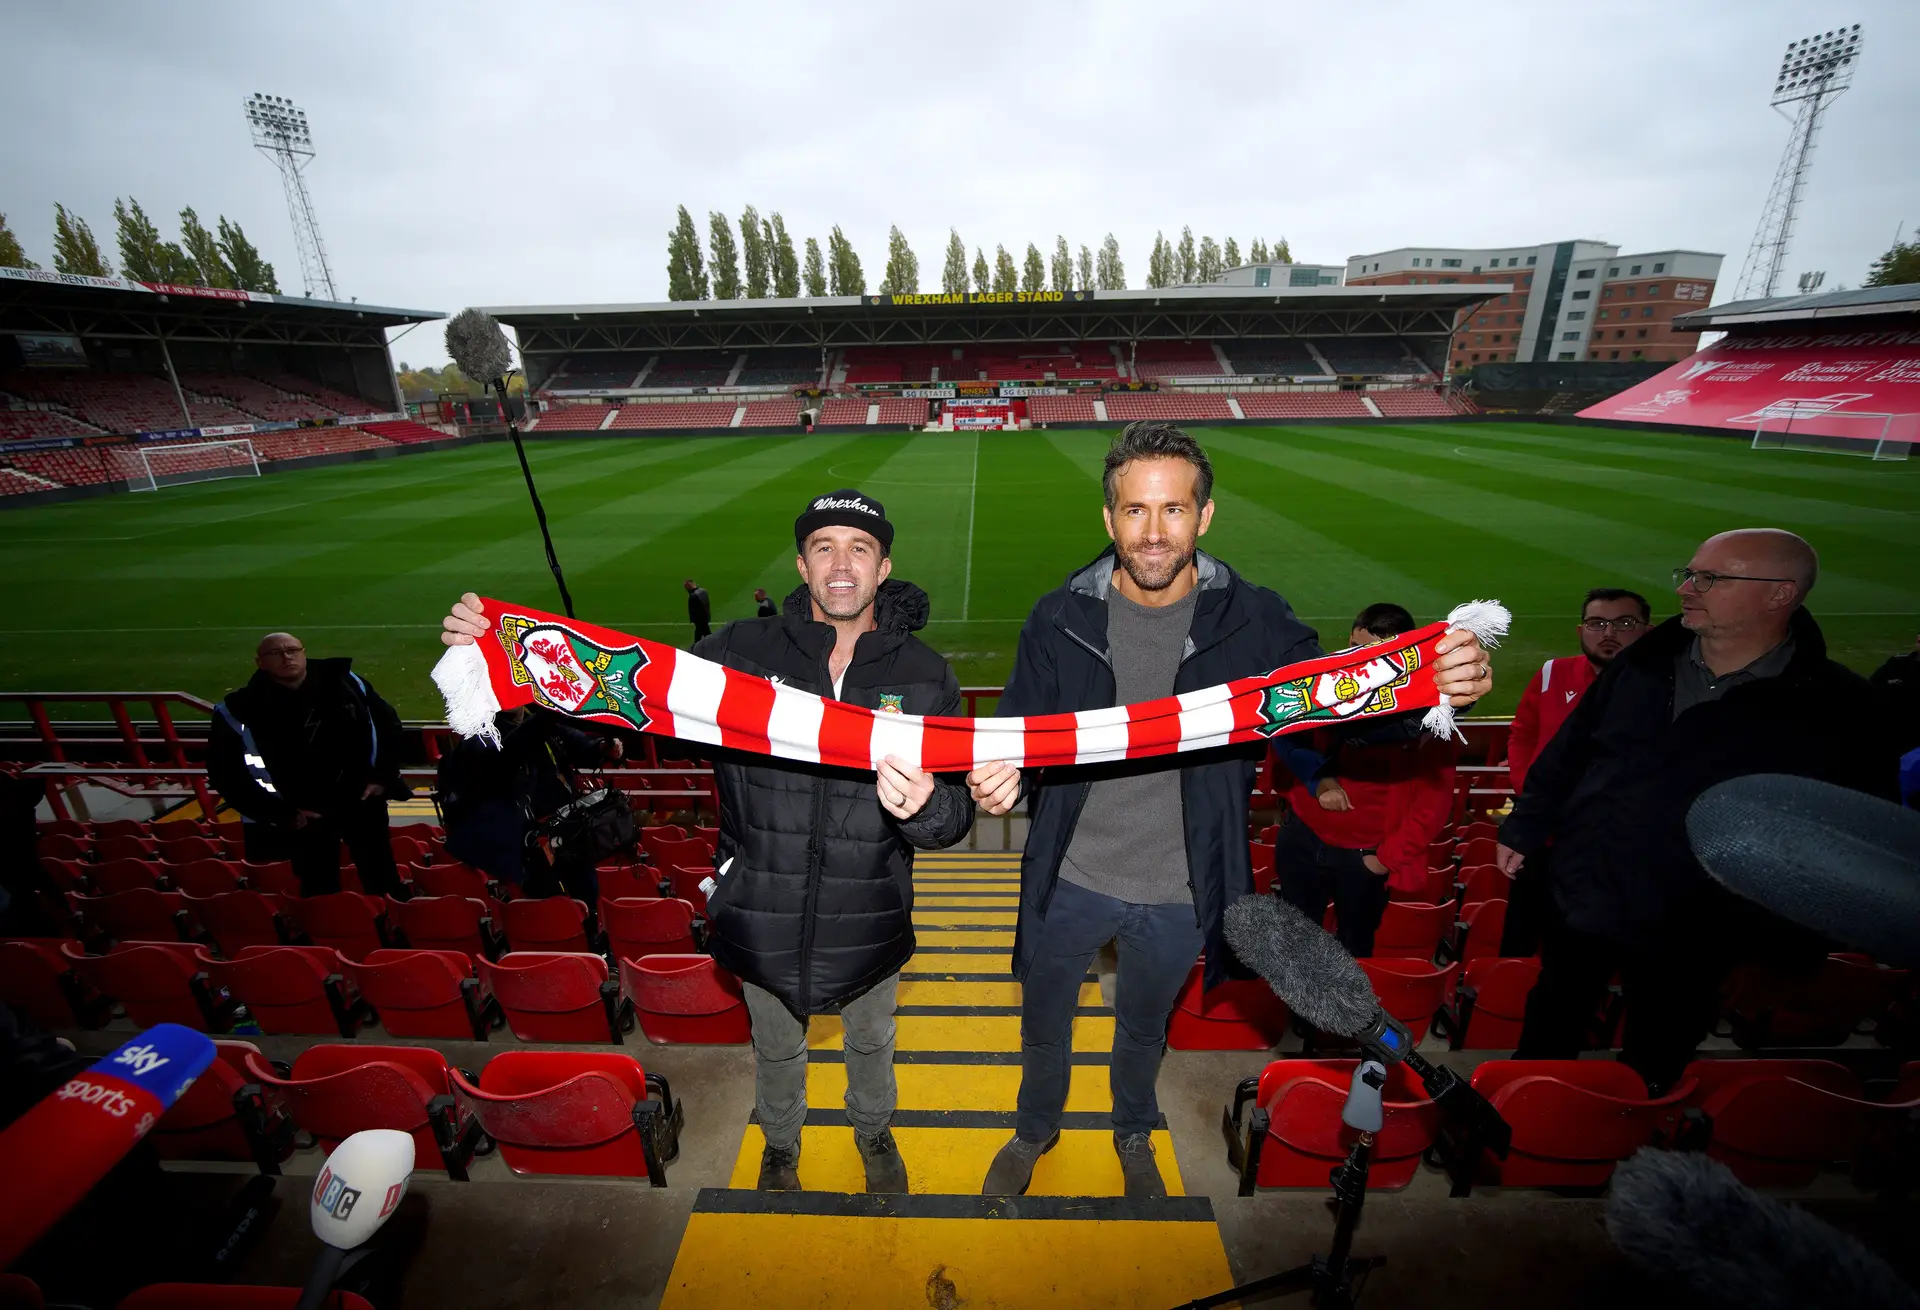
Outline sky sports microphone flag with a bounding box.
[433,598,1508,769]
[0,1023,216,1266]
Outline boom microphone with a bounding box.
[1687,774,1920,967]
[1606,1147,1919,1310]
[445,307,575,617]
[1222,894,1511,1159]
[0,1024,215,1267]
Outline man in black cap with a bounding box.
[439,487,973,1194]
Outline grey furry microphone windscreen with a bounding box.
[1686,773,1920,967]
[1221,893,1379,1035]
[444,308,513,387]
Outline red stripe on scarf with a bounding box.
[716,665,776,755]
[818,699,875,771]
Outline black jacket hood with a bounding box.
[781,577,931,634]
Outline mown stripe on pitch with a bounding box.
[689,1188,1215,1223]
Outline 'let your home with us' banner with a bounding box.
[432,600,1508,773]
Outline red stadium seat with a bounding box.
[1454,835,1498,869]
[663,865,711,912]
[152,834,226,863]
[236,1044,482,1181]
[92,832,156,863]
[1372,901,1451,961]
[66,889,192,944]
[60,940,225,1030]
[643,834,712,871]
[598,865,665,902]
[1446,898,1509,964]
[38,858,88,893]
[389,822,443,847]
[344,949,497,1041]
[166,858,245,898]
[89,858,166,895]
[1722,952,1910,1048]
[1303,959,1457,1053]
[205,946,362,1037]
[478,952,629,1043]
[288,892,387,962]
[410,862,495,901]
[1167,963,1290,1050]
[150,1040,282,1164]
[117,1286,375,1308]
[1224,1059,1437,1193]
[1434,957,1541,1050]
[0,938,103,1029]
[449,1050,680,1181]
[388,835,432,867]
[1466,1060,1691,1189]
[1455,864,1508,907]
[387,895,497,959]
[243,861,301,897]
[1248,841,1275,896]
[1675,1058,1918,1187]
[600,897,699,961]
[187,891,291,956]
[38,819,87,839]
[618,955,750,1044]
[89,819,148,840]
[36,832,88,862]
[502,897,591,954]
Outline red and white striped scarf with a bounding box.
[431,598,1507,771]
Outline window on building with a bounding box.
[1561,331,1580,341]
[1616,330,1627,339]
[1572,289,1591,300]
[1568,311,1586,321]
[1653,262,1666,273]
[1636,329,1648,338]
[1424,258,1434,267]
[1441,258,1462,267]
[1472,265,1481,274]
[1608,266,1619,277]
[1471,353,1481,361]
[1254,267,1271,287]
[1632,350,1644,360]
[1630,264,1642,275]
[1610,350,1620,360]
[1557,351,1575,360]
[1522,275,1533,286]
[1642,307,1654,318]
[1477,316,1487,326]
[1575,268,1596,279]
[1644,284,1659,296]
[1492,334,1502,343]
[1526,255,1537,265]
[1621,286,1635,296]
[1441,277,1458,284]
[1508,257,1520,267]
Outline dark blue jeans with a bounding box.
[1275,815,1390,959]
[1017,876,1205,1141]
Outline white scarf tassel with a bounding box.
[1421,599,1513,741]
[432,642,503,745]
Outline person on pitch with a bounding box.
[965,423,1494,1198]
[684,577,712,644]
[1273,603,1458,959]
[754,586,778,618]
[441,489,973,1193]
[1499,529,1901,1093]
[1497,586,1651,954]
[207,633,411,896]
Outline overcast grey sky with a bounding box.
[5,0,1916,368]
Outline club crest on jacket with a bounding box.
[877,693,904,714]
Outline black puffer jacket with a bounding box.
[1000,548,1324,992]
[693,579,974,1016]
[1501,609,1902,947]
[207,658,408,823]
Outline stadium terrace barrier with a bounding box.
[1,691,220,819]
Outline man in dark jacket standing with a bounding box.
[965,424,1494,1198]
[1498,529,1903,1093]
[754,587,778,618]
[440,489,972,1194]
[207,633,409,896]
[685,578,712,643]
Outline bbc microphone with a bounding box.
[1687,773,1920,966]
[296,1128,416,1310]
[1222,893,1511,1160]
[0,1023,216,1267]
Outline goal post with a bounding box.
[119,439,264,491]
[1749,409,1913,462]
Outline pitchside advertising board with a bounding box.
[1579,331,1920,443]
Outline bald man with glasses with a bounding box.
[1496,529,1904,1093]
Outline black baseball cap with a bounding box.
[794,488,893,552]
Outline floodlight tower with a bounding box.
[1732,25,1863,302]
[244,93,337,300]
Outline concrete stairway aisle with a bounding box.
[659,850,1233,1308]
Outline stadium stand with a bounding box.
[237,1043,484,1180]
[1,370,191,434]
[356,418,448,444]
[1102,391,1234,422]
[1312,338,1430,375]
[738,397,803,428]
[642,352,734,388]
[1131,342,1224,380]
[530,404,616,431]
[1372,388,1458,417]
[735,348,821,387]
[180,374,340,423]
[1027,394,1099,424]
[1233,392,1371,419]
[619,954,752,1045]
[873,396,928,426]
[254,373,379,413]
[609,402,738,430]
[231,429,394,461]
[0,408,101,439]
[544,352,648,391]
[1221,338,1326,376]
[0,466,60,495]
[816,396,874,427]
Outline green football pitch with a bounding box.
[2,422,1914,719]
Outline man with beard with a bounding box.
[441,489,973,1194]
[1497,587,1651,953]
[965,423,1494,1198]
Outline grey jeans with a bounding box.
[742,973,900,1150]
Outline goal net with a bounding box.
[1748,405,1913,462]
[118,439,264,491]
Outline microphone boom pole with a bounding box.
[495,372,574,618]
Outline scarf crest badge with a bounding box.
[500,614,652,730]
[1254,645,1421,737]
